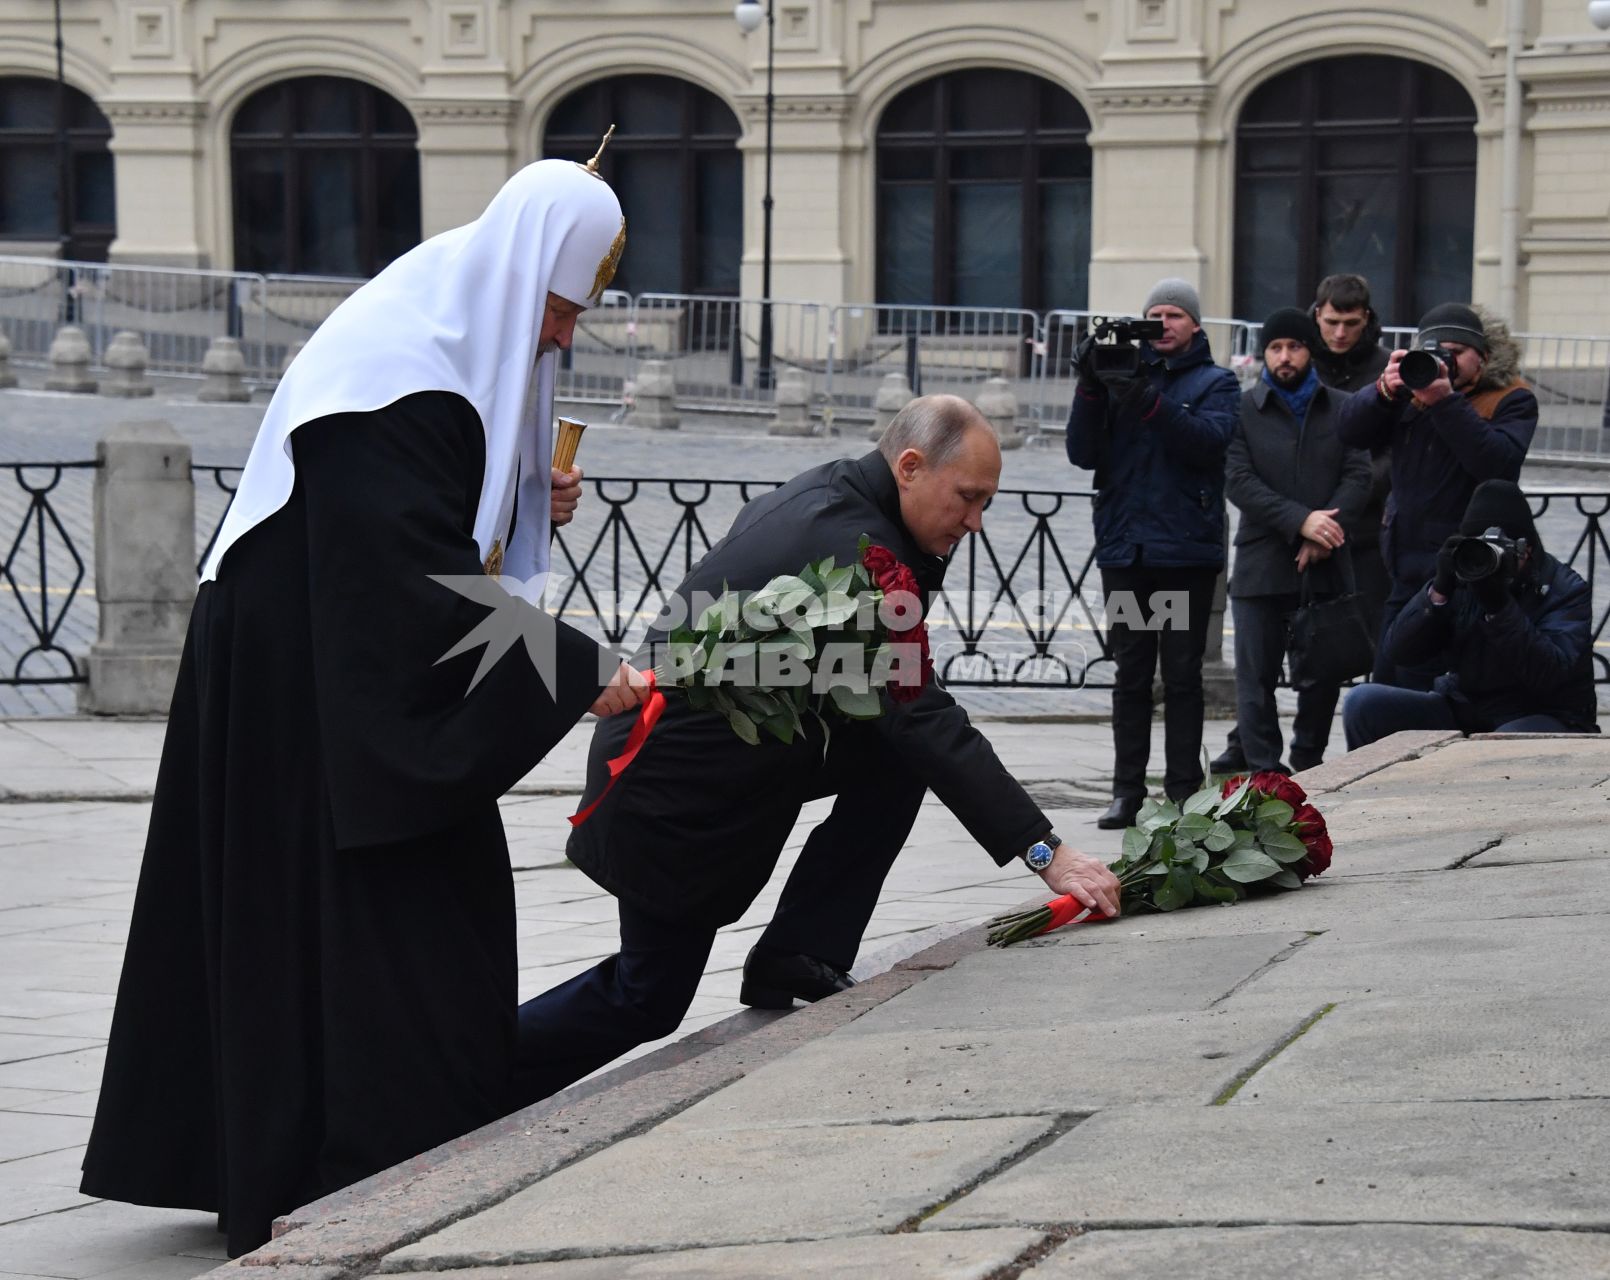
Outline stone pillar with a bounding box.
[80,421,195,716]
[101,331,154,398]
[198,336,250,403]
[973,377,1026,450]
[867,372,913,442]
[0,332,16,389]
[768,368,814,436]
[628,359,680,430]
[45,326,98,393]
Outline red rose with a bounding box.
[1292,803,1326,838]
[1298,830,1333,879]
[1220,774,1248,799]
[1249,771,1306,808]
[862,544,900,579]
[862,543,934,699]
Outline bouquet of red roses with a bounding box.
[654,533,933,746]
[987,772,1332,946]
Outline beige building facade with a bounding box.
[2,0,1609,332]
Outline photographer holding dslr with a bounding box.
[1066,277,1240,829]
[1335,302,1536,688]
[1342,479,1597,748]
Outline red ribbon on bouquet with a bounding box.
[569,670,665,827]
[987,892,1112,947]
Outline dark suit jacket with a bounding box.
[1225,378,1372,599]
[567,451,1050,926]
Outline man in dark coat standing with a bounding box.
[1344,480,1598,745]
[1225,308,1371,772]
[1065,277,1241,828]
[512,396,1122,1103]
[1335,302,1537,688]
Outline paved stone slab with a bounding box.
[927,1101,1610,1231]
[661,1003,1310,1130]
[0,1200,220,1279]
[1228,995,1610,1105]
[1235,914,1610,1003]
[383,1117,1051,1267]
[831,932,1307,1035]
[1038,1224,1610,1280]
[392,1229,1042,1279]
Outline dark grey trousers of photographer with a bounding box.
[1231,594,1339,772]
[1101,564,1217,803]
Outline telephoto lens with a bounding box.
[1452,537,1504,582]
[1399,347,1446,391]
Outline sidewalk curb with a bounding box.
[219,918,1006,1277]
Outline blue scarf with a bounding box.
[1263,363,1319,425]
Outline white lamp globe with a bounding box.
[1590,0,1610,31]
[734,1,765,34]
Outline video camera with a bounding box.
[1399,341,1460,392]
[1082,315,1166,382]
[1452,526,1527,584]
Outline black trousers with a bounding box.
[1231,594,1339,772]
[510,732,926,1106]
[1101,562,1219,802]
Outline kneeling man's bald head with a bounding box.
[877,395,1000,556]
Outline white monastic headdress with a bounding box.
[201,146,625,587]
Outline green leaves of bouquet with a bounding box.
[659,536,899,747]
[1113,771,1332,913]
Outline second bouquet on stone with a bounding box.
[1109,771,1333,913]
[987,772,1332,946]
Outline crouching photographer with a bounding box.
[1065,277,1241,828]
[1343,480,1598,748]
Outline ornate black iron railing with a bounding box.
[1,461,96,685]
[4,467,1610,693]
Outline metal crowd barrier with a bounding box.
[2,254,1609,459]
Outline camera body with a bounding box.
[1399,341,1460,392]
[1452,526,1526,584]
[1084,315,1166,381]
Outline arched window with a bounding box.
[1234,55,1476,326]
[0,76,114,260]
[876,69,1091,312]
[231,77,420,277]
[544,76,742,296]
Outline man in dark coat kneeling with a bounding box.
[1343,479,1599,747]
[513,395,1121,1104]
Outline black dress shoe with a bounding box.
[1095,796,1143,830]
[1209,747,1247,774]
[739,946,856,1009]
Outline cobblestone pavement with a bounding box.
[0,712,1278,1280]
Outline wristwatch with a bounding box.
[1023,833,1062,872]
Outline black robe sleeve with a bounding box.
[289,390,609,849]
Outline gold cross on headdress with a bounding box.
[578,125,615,179]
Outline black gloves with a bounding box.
[1433,535,1461,599]
[1073,334,1101,385]
[1473,567,1514,614]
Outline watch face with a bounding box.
[1026,841,1054,869]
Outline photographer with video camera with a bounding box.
[1342,479,1597,748]
[1065,277,1241,829]
[1335,303,1536,689]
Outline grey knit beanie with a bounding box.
[1143,277,1201,324]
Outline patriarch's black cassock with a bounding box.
[79,391,605,1257]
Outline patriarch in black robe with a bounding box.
[80,150,647,1257]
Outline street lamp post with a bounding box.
[53,0,76,322]
[734,0,775,391]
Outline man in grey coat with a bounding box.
[1225,308,1372,773]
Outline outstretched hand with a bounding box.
[1037,846,1121,918]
